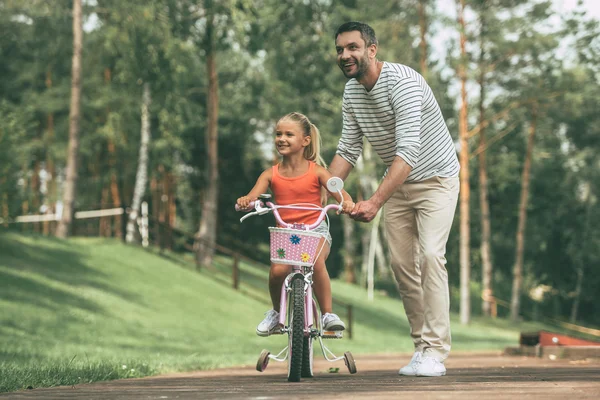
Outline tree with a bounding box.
[510,103,537,321]
[195,0,220,268]
[456,0,471,325]
[126,83,151,243]
[56,0,83,238]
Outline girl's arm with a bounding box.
[315,165,354,214]
[236,168,272,208]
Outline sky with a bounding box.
[554,0,600,19]
[437,0,600,19]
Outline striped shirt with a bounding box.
[336,62,460,182]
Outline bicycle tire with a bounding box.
[287,276,305,382]
[301,299,316,378]
[301,335,313,377]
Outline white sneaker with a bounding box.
[322,313,346,331]
[415,356,446,377]
[256,309,280,336]
[398,351,422,376]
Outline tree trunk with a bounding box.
[418,0,428,79]
[32,160,41,233]
[105,67,123,239]
[457,0,471,325]
[477,9,494,317]
[342,216,357,283]
[1,177,7,227]
[510,104,538,322]
[56,0,82,238]
[44,69,56,236]
[100,185,110,236]
[375,224,389,278]
[570,183,592,324]
[168,171,176,249]
[126,82,152,243]
[196,3,219,268]
[108,140,122,238]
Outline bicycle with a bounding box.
[236,177,357,382]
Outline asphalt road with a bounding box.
[3,352,599,399]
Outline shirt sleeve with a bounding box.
[336,91,364,167]
[390,77,423,168]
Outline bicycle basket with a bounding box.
[269,227,324,266]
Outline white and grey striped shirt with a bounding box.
[337,62,460,182]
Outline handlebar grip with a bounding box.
[235,201,256,212]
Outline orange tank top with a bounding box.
[270,161,322,225]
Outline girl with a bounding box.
[237,112,354,336]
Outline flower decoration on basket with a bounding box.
[301,252,311,263]
[277,248,286,258]
[290,234,301,245]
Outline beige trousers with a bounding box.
[383,176,459,361]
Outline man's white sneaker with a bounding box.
[398,351,422,376]
[322,313,346,331]
[256,309,280,336]
[415,356,446,377]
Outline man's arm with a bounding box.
[328,154,354,180]
[350,156,412,222]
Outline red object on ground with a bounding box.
[520,330,600,347]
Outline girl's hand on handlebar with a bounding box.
[339,200,356,215]
[237,196,253,209]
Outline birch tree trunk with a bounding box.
[342,216,357,283]
[477,10,494,317]
[510,104,538,322]
[457,0,471,325]
[196,2,219,268]
[375,225,389,278]
[56,0,82,238]
[126,82,152,243]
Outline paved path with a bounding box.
[3,352,600,399]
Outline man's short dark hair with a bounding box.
[334,21,378,47]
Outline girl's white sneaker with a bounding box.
[256,309,280,336]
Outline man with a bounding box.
[329,21,460,377]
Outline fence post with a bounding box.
[347,304,353,339]
[232,254,240,290]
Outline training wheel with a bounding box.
[256,349,271,372]
[344,351,357,374]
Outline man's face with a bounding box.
[335,31,373,79]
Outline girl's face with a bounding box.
[275,120,310,157]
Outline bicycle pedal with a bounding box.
[322,331,343,339]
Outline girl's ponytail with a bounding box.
[307,122,327,168]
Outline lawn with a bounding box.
[0,231,551,393]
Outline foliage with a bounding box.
[0,0,599,329]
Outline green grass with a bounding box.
[0,231,555,393]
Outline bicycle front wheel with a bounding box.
[287,276,305,382]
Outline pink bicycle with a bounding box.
[237,177,357,382]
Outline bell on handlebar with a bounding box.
[326,177,344,192]
[259,194,272,201]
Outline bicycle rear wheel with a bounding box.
[287,276,305,382]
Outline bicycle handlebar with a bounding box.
[235,199,343,229]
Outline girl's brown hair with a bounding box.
[277,112,326,167]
